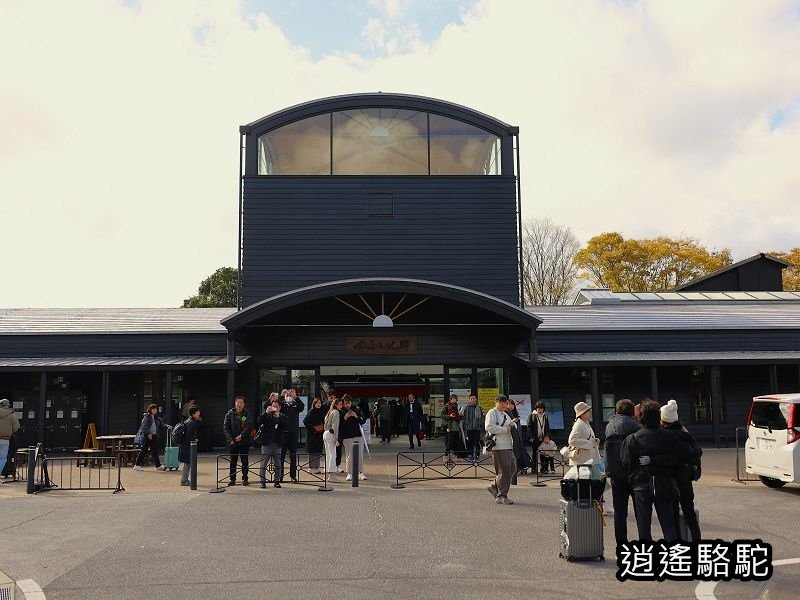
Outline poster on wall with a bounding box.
[540,398,565,430]
[509,394,532,424]
[477,387,499,413]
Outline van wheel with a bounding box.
[759,476,787,488]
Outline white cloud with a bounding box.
[0,0,798,307]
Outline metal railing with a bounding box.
[209,452,331,493]
[391,451,496,488]
[734,426,758,483]
[531,450,567,487]
[26,445,125,494]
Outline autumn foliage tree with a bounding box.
[574,233,732,292]
[769,248,800,291]
[182,267,238,307]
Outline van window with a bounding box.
[750,401,791,430]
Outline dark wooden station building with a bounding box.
[1,94,798,449]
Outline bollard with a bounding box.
[26,446,36,495]
[190,440,198,490]
[352,441,360,488]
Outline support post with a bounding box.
[351,441,360,487]
[190,440,198,490]
[226,369,235,404]
[165,370,173,427]
[769,365,778,394]
[649,366,658,402]
[38,372,47,446]
[710,366,721,448]
[101,371,110,435]
[590,367,601,432]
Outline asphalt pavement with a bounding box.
[1,443,799,599]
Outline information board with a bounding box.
[477,387,499,413]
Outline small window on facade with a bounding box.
[369,192,394,217]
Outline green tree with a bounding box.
[769,248,800,291]
[574,233,732,292]
[182,267,238,307]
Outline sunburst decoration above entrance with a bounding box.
[334,293,430,328]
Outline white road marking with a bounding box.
[695,557,800,599]
[16,579,46,599]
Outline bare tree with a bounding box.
[521,218,580,305]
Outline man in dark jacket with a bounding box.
[621,399,690,542]
[223,395,254,486]
[660,399,702,541]
[179,406,202,486]
[280,388,305,482]
[339,395,367,481]
[404,393,424,449]
[605,399,641,546]
[258,398,289,488]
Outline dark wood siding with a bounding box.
[0,334,227,357]
[241,176,520,306]
[240,325,528,366]
[537,330,800,353]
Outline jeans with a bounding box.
[323,431,337,477]
[342,438,363,476]
[0,439,9,474]
[228,443,250,481]
[673,480,701,541]
[280,432,298,480]
[611,478,636,546]
[466,430,482,458]
[632,478,678,541]
[492,449,517,498]
[135,435,161,468]
[260,443,281,483]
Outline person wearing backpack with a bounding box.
[178,406,202,486]
[604,399,641,547]
[660,399,702,541]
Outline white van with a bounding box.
[745,394,800,488]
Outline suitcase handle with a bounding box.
[576,464,592,508]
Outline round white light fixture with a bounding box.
[372,314,394,328]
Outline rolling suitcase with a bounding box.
[559,465,604,561]
[163,431,179,471]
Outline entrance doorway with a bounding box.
[321,365,444,438]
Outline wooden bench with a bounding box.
[74,448,110,468]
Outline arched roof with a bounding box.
[222,278,540,333]
[240,93,518,138]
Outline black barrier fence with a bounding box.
[532,449,567,487]
[210,452,331,493]
[391,451,496,488]
[26,444,124,494]
[734,426,758,483]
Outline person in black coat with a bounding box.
[403,394,424,449]
[257,398,289,488]
[527,400,551,473]
[660,400,703,541]
[621,400,691,542]
[280,388,305,482]
[339,395,367,480]
[178,406,202,486]
[223,396,255,486]
[604,399,641,546]
[505,399,531,474]
[303,397,325,474]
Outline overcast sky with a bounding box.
[2,0,799,307]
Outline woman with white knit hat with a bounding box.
[660,399,703,541]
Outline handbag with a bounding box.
[252,425,264,446]
[311,423,325,434]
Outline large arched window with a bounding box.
[257,109,501,175]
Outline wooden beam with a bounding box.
[393,296,430,321]
[335,296,373,321]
